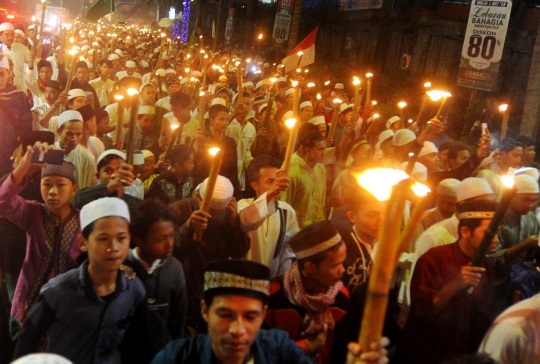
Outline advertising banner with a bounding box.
[457,0,513,91]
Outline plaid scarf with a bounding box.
[23,208,79,319]
[283,261,343,336]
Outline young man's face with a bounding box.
[141,156,156,180]
[202,295,267,364]
[304,140,326,165]
[347,202,384,242]
[171,104,191,124]
[436,194,457,218]
[1,30,14,46]
[522,146,536,166]
[14,33,24,44]
[138,220,176,261]
[126,67,135,76]
[141,85,156,105]
[299,106,313,122]
[40,176,77,212]
[465,219,499,254]
[96,157,122,183]
[167,83,180,96]
[250,166,278,200]
[419,152,440,172]
[449,149,471,170]
[58,121,83,152]
[83,216,131,273]
[44,87,60,106]
[317,124,327,138]
[511,193,539,216]
[210,111,229,134]
[439,149,449,168]
[219,79,229,88]
[0,67,10,89]
[100,63,113,78]
[138,114,154,134]
[75,67,89,84]
[69,96,87,110]
[501,147,523,168]
[97,115,115,135]
[85,116,97,136]
[305,242,347,287]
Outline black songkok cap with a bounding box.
[456,200,498,221]
[289,220,342,259]
[204,260,271,301]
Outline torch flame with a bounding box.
[356,168,409,201]
[291,81,298,87]
[333,98,342,104]
[398,101,407,109]
[114,94,124,101]
[209,147,221,156]
[285,118,297,129]
[270,77,278,83]
[426,90,452,102]
[366,73,373,78]
[171,124,179,130]
[499,104,509,112]
[411,182,431,197]
[307,82,315,88]
[127,88,139,96]
[353,76,361,86]
[501,175,515,189]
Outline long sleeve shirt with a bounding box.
[1,42,31,92]
[226,119,256,191]
[281,158,327,229]
[238,193,298,277]
[0,175,81,322]
[54,142,97,190]
[89,77,115,107]
[14,260,146,364]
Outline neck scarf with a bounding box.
[283,261,343,336]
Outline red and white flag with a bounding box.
[282,27,318,72]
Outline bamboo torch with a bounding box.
[236,61,243,104]
[282,117,300,175]
[31,16,37,51]
[193,148,224,241]
[426,90,452,118]
[363,73,373,116]
[38,0,47,42]
[328,98,343,139]
[125,88,140,165]
[198,91,207,129]
[291,80,299,118]
[351,77,361,122]
[499,104,509,140]
[398,102,407,129]
[64,48,79,93]
[114,94,125,148]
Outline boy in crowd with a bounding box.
[123,199,187,362]
[0,143,81,336]
[14,197,146,363]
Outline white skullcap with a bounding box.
[138,106,155,115]
[418,141,439,158]
[285,88,294,96]
[180,77,189,85]
[335,83,345,89]
[278,76,287,82]
[378,129,394,143]
[11,353,73,364]
[132,150,144,166]
[80,197,130,230]
[68,89,87,100]
[437,178,460,197]
[80,45,89,52]
[244,81,254,88]
[0,23,14,32]
[166,69,177,75]
[125,60,136,68]
[14,29,25,37]
[191,70,202,77]
[139,82,154,92]
[393,129,416,147]
[515,174,539,194]
[211,97,227,107]
[219,75,228,80]
[141,149,155,159]
[339,103,353,115]
[456,178,494,202]
[258,103,268,114]
[309,115,326,126]
[257,61,263,65]
[200,175,234,210]
[264,62,270,68]
[97,149,126,165]
[514,167,540,181]
[400,162,427,182]
[255,80,264,89]
[28,24,36,30]
[162,54,169,60]
[114,49,123,57]
[108,54,120,61]
[58,110,83,128]
[299,101,312,110]
[0,56,9,70]
[386,116,401,129]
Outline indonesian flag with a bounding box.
[282,27,318,72]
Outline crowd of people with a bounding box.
[0,18,540,364]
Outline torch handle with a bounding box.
[328,105,340,139]
[125,96,139,165]
[115,101,125,147]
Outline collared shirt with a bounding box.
[55,142,97,190]
[238,193,298,277]
[163,113,198,146]
[132,247,162,274]
[89,77,115,107]
[2,42,31,91]
[226,119,256,191]
[155,96,171,111]
[281,158,326,229]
